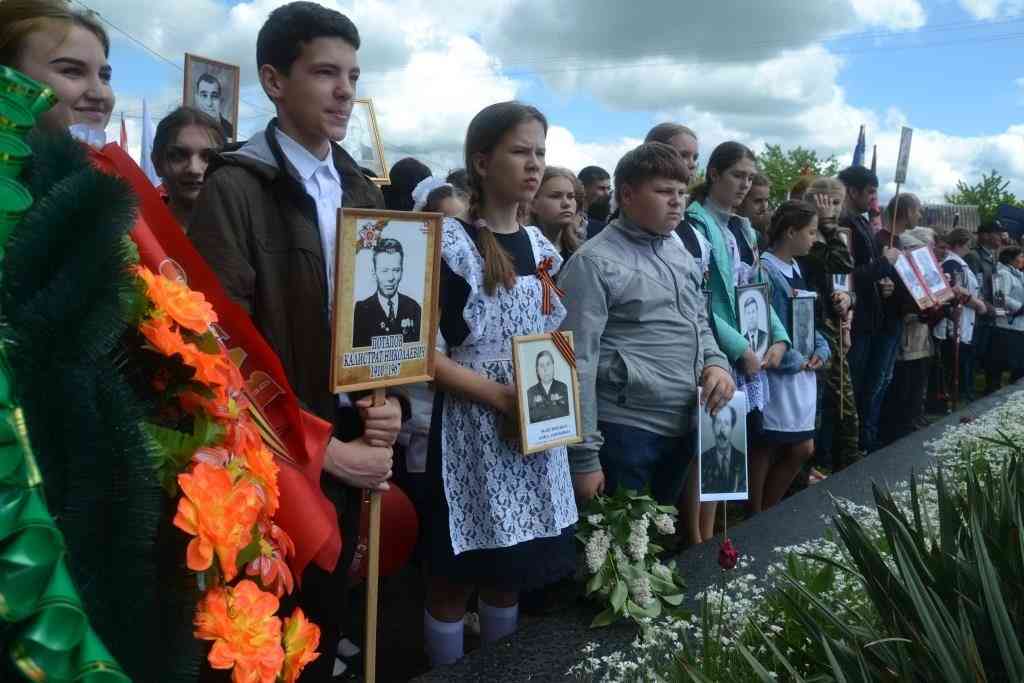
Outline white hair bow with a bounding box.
[411,176,451,212]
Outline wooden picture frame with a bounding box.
[511,332,583,455]
[698,389,749,502]
[339,98,389,186]
[735,283,771,361]
[330,208,442,393]
[183,53,240,142]
[909,246,954,304]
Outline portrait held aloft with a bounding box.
[182,53,239,141]
[338,97,388,184]
[736,283,770,360]
[512,332,583,455]
[698,390,749,502]
[331,209,442,393]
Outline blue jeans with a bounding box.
[598,421,693,504]
[848,325,902,453]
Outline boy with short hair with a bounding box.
[189,2,401,678]
[559,142,735,504]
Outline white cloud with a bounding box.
[957,0,1024,19]
[850,0,927,29]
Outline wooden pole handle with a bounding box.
[364,387,386,683]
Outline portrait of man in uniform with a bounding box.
[527,350,571,424]
[352,237,422,347]
[700,403,747,496]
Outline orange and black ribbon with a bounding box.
[550,330,577,370]
[537,257,565,315]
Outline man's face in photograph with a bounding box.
[743,298,758,331]
[537,353,555,385]
[195,75,222,119]
[713,409,734,450]
[373,251,403,298]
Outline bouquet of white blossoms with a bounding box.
[577,489,687,627]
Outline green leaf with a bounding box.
[235,524,262,569]
[189,330,222,354]
[590,607,617,628]
[586,567,606,595]
[970,510,1024,679]
[610,580,627,611]
[146,413,226,494]
[662,593,684,606]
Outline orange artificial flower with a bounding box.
[195,581,284,683]
[281,608,321,683]
[137,266,217,334]
[174,462,262,581]
[228,421,280,516]
[246,522,295,598]
[140,314,195,360]
[189,346,245,394]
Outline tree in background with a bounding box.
[944,170,1023,224]
[758,144,840,206]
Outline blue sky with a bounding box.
[94,0,1024,201]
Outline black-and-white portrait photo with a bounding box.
[527,350,571,424]
[698,390,748,501]
[352,231,425,348]
[911,247,945,293]
[736,284,770,360]
[895,254,929,304]
[832,273,851,292]
[183,54,239,141]
[339,98,386,180]
[513,333,582,455]
[791,294,817,357]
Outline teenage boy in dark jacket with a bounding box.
[837,165,900,453]
[189,3,400,678]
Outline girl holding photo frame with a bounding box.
[421,102,576,669]
[756,201,831,513]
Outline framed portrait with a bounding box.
[832,273,851,292]
[511,332,582,455]
[894,253,933,310]
[330,208,442,393]
[698,389,748,502]
[183,53,240,142]
[909,246,954,305]
[791,292,817,357]
[736,283,771,361]
[338,98,389,185]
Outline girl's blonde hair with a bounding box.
[0,0,110,66]
[531,166,582,256]
[802,176,845,201]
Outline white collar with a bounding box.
[377,292,397,311]
[763,251,802,278]
[274,128,339,185]
[944,252,968,268]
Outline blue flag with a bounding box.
[852,125,866,167]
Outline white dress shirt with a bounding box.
[274,128,344,314]
[274,129,350,407]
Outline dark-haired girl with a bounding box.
[756,201,831,512]
[423,101,576,667]
[683,142,790,539]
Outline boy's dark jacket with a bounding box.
[189,119,385,427]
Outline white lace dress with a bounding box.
[426,218,578,588]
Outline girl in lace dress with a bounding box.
[422,102,578,668]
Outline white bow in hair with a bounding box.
[411,176,451,211]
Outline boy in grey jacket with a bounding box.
[559,142,735,504]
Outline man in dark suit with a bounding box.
[740,294,769,357]
[701,404,746,494]
[352,237,422,347]
[527,350,571,423]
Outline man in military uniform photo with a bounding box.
[353,237,422,347]
[700,404,746,494]
[527,350,571,423]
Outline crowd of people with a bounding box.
[1,0,1021,679]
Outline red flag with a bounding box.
[119,112,127,148]
[90,142,341,578]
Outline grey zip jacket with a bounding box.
[558,216,729,474]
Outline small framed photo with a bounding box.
[736,283,771,361]
[183,53,240,142]
[894,254,932,309]
[512,333,582,455]
[330,209,442,393]
[791,292,817,357]
[909,246,953,304]
[339,98,389,185]
[831,273,851,292]
[698,389,748,502]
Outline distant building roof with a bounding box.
[921,203,981,233]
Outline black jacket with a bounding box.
[352,292,422,348]
[841,211,898,336]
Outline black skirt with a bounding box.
[988,327,1024,371]
[421,392,577,592]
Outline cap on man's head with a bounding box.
[978,220,1004,234]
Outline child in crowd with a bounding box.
[558,142,735,510]
[755,201,831,512]
[684,141,789,535]
[423,101,577,668]
[798,177,857,473]
[935,228,988,408]
[531,166,583,261]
